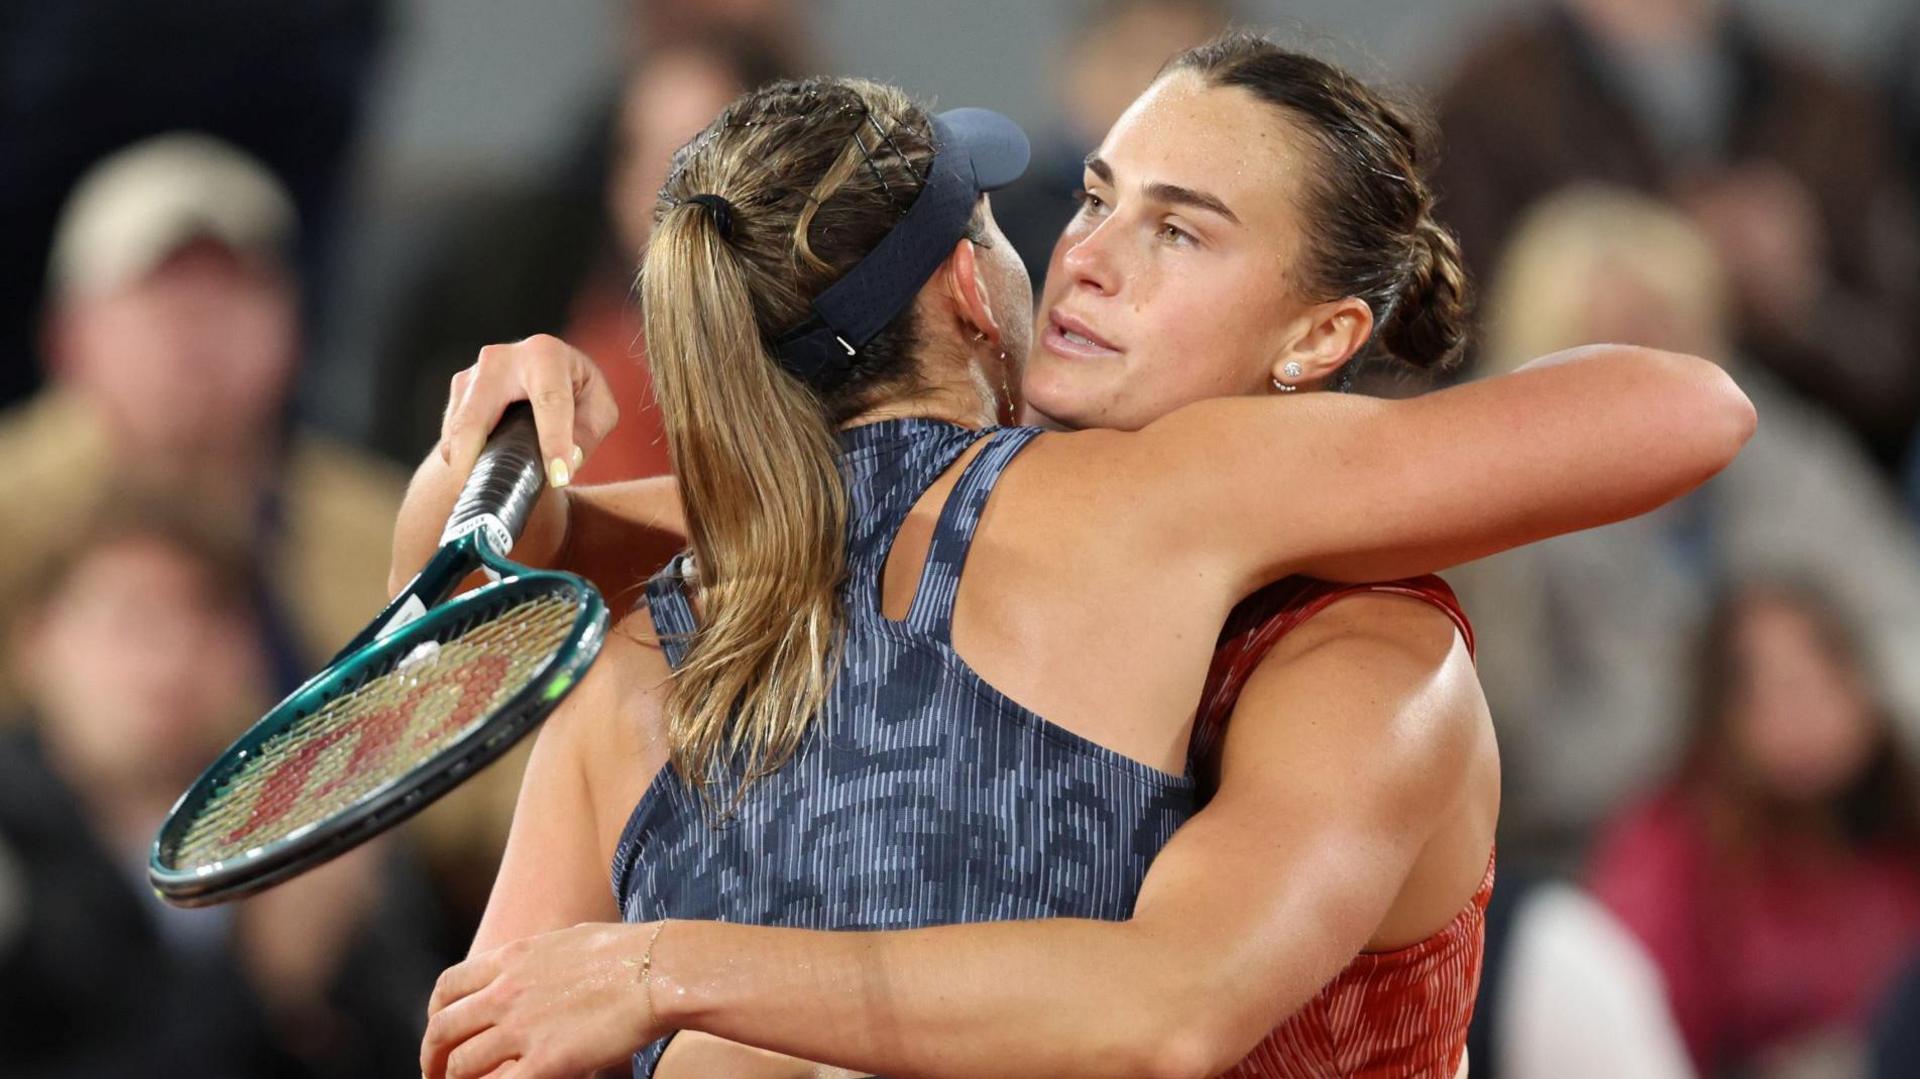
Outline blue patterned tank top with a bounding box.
[611,418,1195,1075]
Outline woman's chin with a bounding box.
[1022,367,1118,432]
[1019,386,1100,432]
[1016,402,1073,430]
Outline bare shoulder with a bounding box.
[1001,397,1379,587]
[990,426,1134,513]
[589,603,676,766]
[987,423,1244,603]
[1225,591,1496,945]
[543,603,677,853]
[966,426,1154,570]
[1003,403,1327,512]
[1231,592,1484,789]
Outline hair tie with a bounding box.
[685,194,736,241]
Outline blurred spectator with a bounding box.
[991,0,1234,283]
[0,1,389,413]
[0,505,440,1077]
[1467,872,1695,1079]
[1447,185,1920,862]
[1893,15,1920,527]
[1588,580,1920,1077]
[0,134,509,985]
[1433,0,1920,471]
[0,134,405,708]
[1870,945,1920,1077]
[1908,435,1920,529]
[1891,12,1920,194]
[627,0,816,71]
[368,30,791,477]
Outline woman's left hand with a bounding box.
[422,922,668,1079]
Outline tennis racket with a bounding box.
[151,403,608,906]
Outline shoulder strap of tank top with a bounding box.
[1190,574,1474,782]
[642,552,699,668]
[903,425,1043,642]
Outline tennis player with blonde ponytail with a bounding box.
[414,51,1752,1079]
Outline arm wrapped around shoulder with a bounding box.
[1106,343,1757,591]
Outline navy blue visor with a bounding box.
[771,107,1031,387]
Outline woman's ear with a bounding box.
[943,238,1006,349]
[1271,296,1374,388]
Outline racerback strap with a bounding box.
[903,425,1043,642]
[643,552,700,668]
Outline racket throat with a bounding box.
[439,512,514,561]
[375,593,430,640]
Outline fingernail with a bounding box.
[548,455,572,488]
[570,444,584,471]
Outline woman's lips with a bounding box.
[1042,310,1121,359]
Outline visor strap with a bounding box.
[772,114,979,387]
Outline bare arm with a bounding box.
[422,616,675,1078]
[427,596,1484,1079]
[463,619,676,955]
[462,667,623,958]
[395,339,1749,606]
[386,335,686,600]
[1100,344,1754,592]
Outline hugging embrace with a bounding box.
[409,30,1752,1079]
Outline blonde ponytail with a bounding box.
[637,77,940,795]
[642,204,848,792]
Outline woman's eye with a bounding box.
[1073,188,1106,214]
[1159,223,1195,245]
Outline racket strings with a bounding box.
[169,592,582,868]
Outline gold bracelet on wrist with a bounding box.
[639,919,669,1028]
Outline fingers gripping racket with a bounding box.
[152,404,608,906]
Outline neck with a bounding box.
[843,399,989,430]
[1017,401,1072,431]
[839,344,1003,431]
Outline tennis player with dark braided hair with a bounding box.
[412,39,1754,1079]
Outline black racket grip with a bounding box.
[440,402,546,556]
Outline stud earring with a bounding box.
[1273,360,1304,393]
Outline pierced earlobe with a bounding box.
[1272,360,1304,393]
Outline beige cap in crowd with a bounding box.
[48,132,297,298]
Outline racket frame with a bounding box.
[150,405,611,906]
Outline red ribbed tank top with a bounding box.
[1194,576,1493,1079]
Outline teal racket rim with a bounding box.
[149,567,607,907]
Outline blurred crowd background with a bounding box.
[1,1,1917,1076]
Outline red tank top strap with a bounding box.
[1191,575,1474,782]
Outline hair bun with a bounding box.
[1379,215,1470,373]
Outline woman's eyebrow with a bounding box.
[1082,154,1240,225]
[1144,181,1239,224]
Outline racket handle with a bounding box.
[440,402,545,556]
